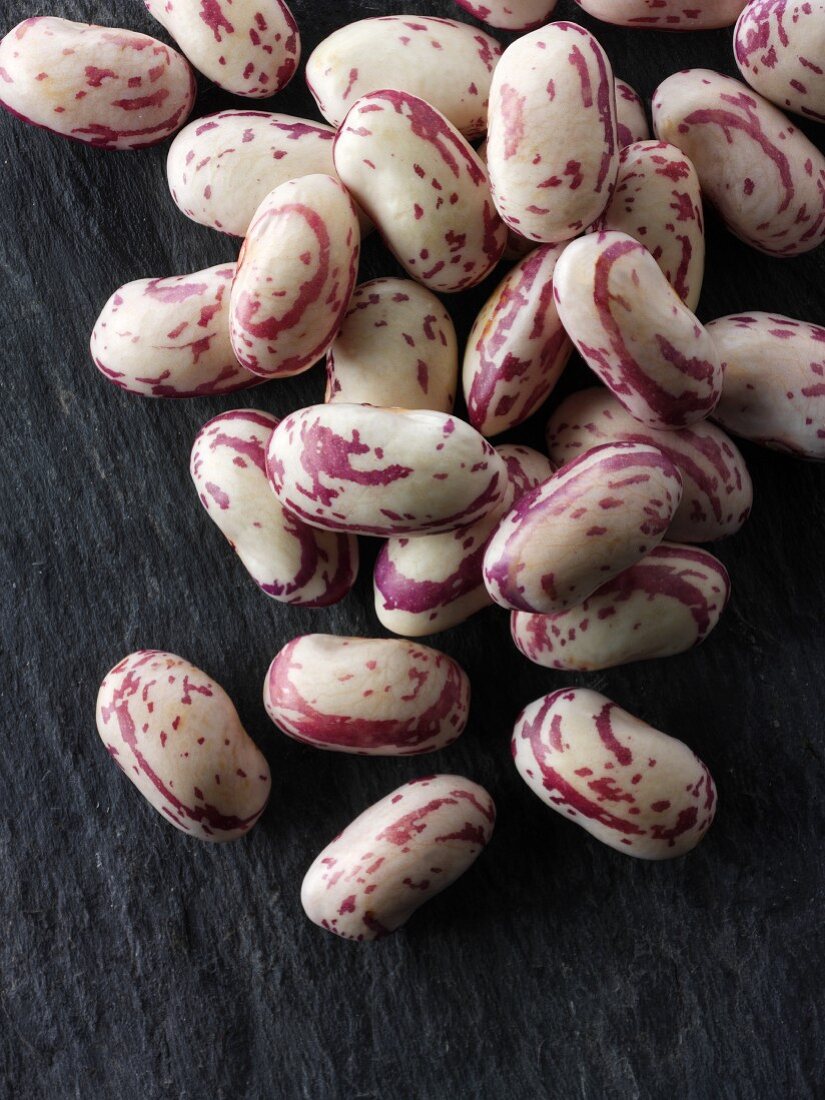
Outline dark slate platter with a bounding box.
[1,1,823,1097]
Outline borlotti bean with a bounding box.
[573,0,746,29]
[374,446,554,637]
[333,90,505,294]
[463,245,573,438]
[708,313,825,459]
[735,1,825,123]
[301,775,495,940]
[0,17,195,150]
[483,441,683,614]
[306,17,501,139]
[553,231,723,429]
[145,0,299,98]
[229,174,360,378]
[653,69,825,257]
[512,689,716,859]
[263,636,469,754]
[452,0,557,32]
[615,78,650,147]
[476,138,535,261]
[190,410,358,605]
[511,542,730,671]
[325,279,458,413]
[591,141,705,312]
[546,388,753,543]
[486,23,619,245]
[96,651,270,841]
[266,404,508,537]
[90,264,259,398]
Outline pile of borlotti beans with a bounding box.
[2,0,823,941]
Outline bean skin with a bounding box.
[615,78,650,147]
[573,0,747,29]
[451,0,558,32]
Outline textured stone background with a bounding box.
[1,1,823,1097]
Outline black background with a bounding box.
[1,1,823,1097]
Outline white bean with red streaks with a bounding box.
[190,410,358,606]
[615,78,650,147]
[591,141,705,311]
[451,0,557,32]
[511,542,730,671]
[546,388,753,543]
[553,231,722,429]
[229,174,360,378]
[263,635,469,755]
[573,0,746,29]
[735,1,825,123]
[325,278,458,413]
[306,16,501,139]
[333,90,506,294]
[653,69,825,257]
[96,651,270,841]
[486,22,619,244]
[708,312,825,460]
[463,244,573,438]
[483,441,683,614]
[145,0,298,97]
[512,688,716,859]
[301,775,495,940]
[266,404,508,537]
[90,264,259,398]
[0,17,195,150]
[497,445,556,498]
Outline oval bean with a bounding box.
[266,404,508,536]
[486,23,619,244]
[616,78,650,147]
[306,16,501,139]
[96,651,270,841]
[301,774,495,939]
[264,635,469,754]
[573,0,746,29]
[0,17,195,149]
[483,441,683,614]
[511,542,730,670]
[497,444,556,498]
[326,278,458,413]
[735,0,825,123]
[553,231,722,429]
[333,90,505,293]
[653,68,825,256]
[452,0,557,31]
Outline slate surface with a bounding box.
[1,2,823,1097]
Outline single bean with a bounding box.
[483,441,683,614]
[653,68,825,257]
[451,0,557,31]
[553,231,722,429]
[266,404,507,536]
[333,90,505,293]
[573,0,746,29]
[735,0,825,123]
[264,635,469,754]
[615,78,650,147]
[496,444,556,498]
[475,138,535,261]
[96,651,270,841]
[301,774,495,940]
[326,278,458,413]
[0,17,195,149]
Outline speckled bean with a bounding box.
[553,231,722,429]
[483,441,683,614]
[463,244,573,438]
[374,445,553,637]
[708,312,825,459]
[546,387,753,542]
[573,0,746,29]
[653,68,825,256]
[263,635,469,754]
[229,174,360,378]
[0,17,195,150]
[735,1,825,123]
[325,278,458,413]
[96,651,270,841]
[452,0,557,31]
[190,410,358,605]
[486,23,619,244]
[333,90,505,293]
[90,264,258,398]
[306,16,501,139]
[266,404,508,536]
[301,774,495,940]
[145,0,298,97]
[615,78,650,147]
[512,688,716,859]
[511,542,730,670]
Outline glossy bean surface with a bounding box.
[452,0,557,31]
[735,0,825,123]
[615,78,650,147]
[573,0,746,29]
